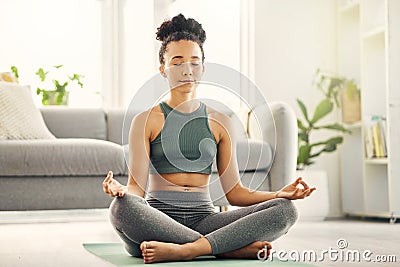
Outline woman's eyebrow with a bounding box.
[171,56,183,60]
[171,55,200,60]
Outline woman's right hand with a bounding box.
[103,171,128,197]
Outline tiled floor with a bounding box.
[0,209,399,267]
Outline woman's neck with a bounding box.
[166,91,199,113]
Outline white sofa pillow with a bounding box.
[0,82,56,140]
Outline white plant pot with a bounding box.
[293,170,330,221]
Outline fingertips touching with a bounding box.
[294,177,303,185]
[299,180,309,189]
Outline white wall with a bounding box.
[253,0,342,217]
[120,0,155,107]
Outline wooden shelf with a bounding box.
[362,27,385,40]
[364,158,388,165]
[343,121,362,129]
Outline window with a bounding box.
[0,0,102,107]
[167,0,243,113]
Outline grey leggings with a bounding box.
[109,191,298,257]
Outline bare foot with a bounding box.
[140,241,193,264]
[216,241,272,259]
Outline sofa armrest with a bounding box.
[248,101,297,191]
[106,108,126,145]
[40,107,107,140]
[106,108,142,145]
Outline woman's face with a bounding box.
[160,40,204,91]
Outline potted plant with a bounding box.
[35,65,84,105]
[314,69,361,124]
[297,69,354,169]
[295,69,353,220]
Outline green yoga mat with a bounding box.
[83,243,316,266]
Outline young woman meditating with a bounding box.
[102,13,316,264]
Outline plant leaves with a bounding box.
[54,65,64,69]
[296,98,309,123]
[311,98,333,124]
[10,66,19,79]
[315,123,351,133]
[297,145,311,166]
[327,77,343,98]
[53,80,68,92]
[311,136,343,148]
[333,89,340,108]
[35,68,48,82]
[69,73,84,88]
[324,136,343,150]
[297,119,307,131]
[298,131,308,142]
[310,137,343,158]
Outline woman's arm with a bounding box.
[213,113,270,206]
[215,114,314,207]
[103,111,151,198]
[125,111,152,197]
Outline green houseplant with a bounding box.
[35,65,84,105]
[296,69,355,170]
[314,69,361,124]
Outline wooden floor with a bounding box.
[0,209,399,267]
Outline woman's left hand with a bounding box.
[275,177,316,200]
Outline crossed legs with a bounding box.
[109,194,298,263]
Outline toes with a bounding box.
[141,242,156,263]
[143,256,155,264]
[143,258,150,264]
[264,241,272,250]
[262,241,272,258]
[145,249,154,255]
[142,249,155,257]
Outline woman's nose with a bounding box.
[182,63,193,76]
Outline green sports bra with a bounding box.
[149,101,217,175]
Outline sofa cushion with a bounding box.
[0,82,56,140]
[40,107,107,140]
[235,139,273,171]
[0,139,126,176]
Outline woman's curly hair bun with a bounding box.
[156,13,206,43]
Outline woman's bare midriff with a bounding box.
[148,172,210,193]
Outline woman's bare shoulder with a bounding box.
[206,105,232,124]
[133,105,163,123]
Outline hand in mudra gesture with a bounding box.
[275,177,316,200]
[102,171,128,197]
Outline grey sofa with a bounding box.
[0,102,297,210]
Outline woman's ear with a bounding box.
[159,65,167,78]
